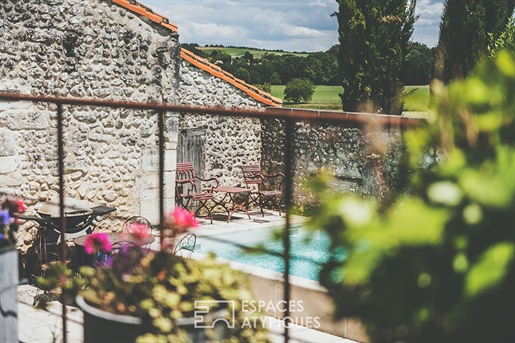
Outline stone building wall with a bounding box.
[176,59,264,189]
[0,0,181,248]
[261,112,408,212]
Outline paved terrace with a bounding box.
[17,210,360,343]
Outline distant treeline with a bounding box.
[182,42,434,86]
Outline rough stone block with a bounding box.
[142,147,158,172]
[4,110,49,130]
[0,129,17,157]
[0,155,21,174]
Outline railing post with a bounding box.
[282,118,294,343]
[158,110,165,251]
[56,103,68,343]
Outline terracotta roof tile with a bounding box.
[111,0,281,107]
[112,0,179,32]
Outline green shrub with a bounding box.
[284,78,315,104]
[308,51,515,342]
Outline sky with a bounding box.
[142,0,444,52]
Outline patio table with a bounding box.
[213,186,252,222]
[74,232,155,266]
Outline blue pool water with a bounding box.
[197,227,343,281]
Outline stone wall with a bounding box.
[261,112,407,212]
[0,0,181,249]
[176,60,264,189]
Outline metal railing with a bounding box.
[0,92,423,343]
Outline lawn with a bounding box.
[402,85,430,113]
[197,47,309,59]
[271,85,342,110]
[271,84,430,114]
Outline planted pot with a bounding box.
[0,246,19,343]
[77,295,228,343]
[77,295,152,343]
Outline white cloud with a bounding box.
[142,0,443,51]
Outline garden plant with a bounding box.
[38,207,270,343]
[307,51,515,342]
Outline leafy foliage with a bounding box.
[334,0,417,114]
[308,51,515,342]
[488,17,515,57]
[39,251,270,342]
[400,42,435,85]
[435,0,515,83]
[283,78,315,103]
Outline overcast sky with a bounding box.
[142,0,444,52]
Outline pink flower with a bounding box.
[169,207,198,230]
[84,233,112,255]
[127,222,150,239]
[14,198,27,213]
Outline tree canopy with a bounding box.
[435,0,515,83]
[335,0,418,114]
[284,78,315,104]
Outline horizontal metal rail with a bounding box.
[0,91,427,343]
[0,92,425,127]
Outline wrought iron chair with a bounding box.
[122,215,153,234]
[173,233,197,259]
[175,162,219,223]
[240,165,285,216]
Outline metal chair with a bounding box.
[175,162,219,223]
[240,165,285,216]
[173,233,197,259]
[122,215,153,234]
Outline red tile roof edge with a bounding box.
[112,0,179,32]
[111,0,282,108]
[180,49,282,107]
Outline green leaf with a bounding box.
[465,242,514,298]
[385,199,448,246]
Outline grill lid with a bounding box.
[37,197,93,218]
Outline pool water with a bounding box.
[197,227,343,281]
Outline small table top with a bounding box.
[74,232,155,247]
[213,186,251,193]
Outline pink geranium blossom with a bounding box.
[84,233,112,254]
[160,207,198,251]
[14,198,27,213]
[169,207,198,232]
[127,222,150,239]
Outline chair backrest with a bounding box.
[240,165,264,186]
[173,233,197,259]
[176,162,198,194]
[176,162,196,181]
[122,215,153,236]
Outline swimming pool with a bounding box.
[196,226,344,281]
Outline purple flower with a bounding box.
[0,209,11,226]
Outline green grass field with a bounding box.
[402,85,430,112]
[197,47,309,59]
[271,84,430,114]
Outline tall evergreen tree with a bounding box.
[335,0,417,114]
[435,0,515,83]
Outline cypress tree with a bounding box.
[335,0,417,114]
[435,0,515,83]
